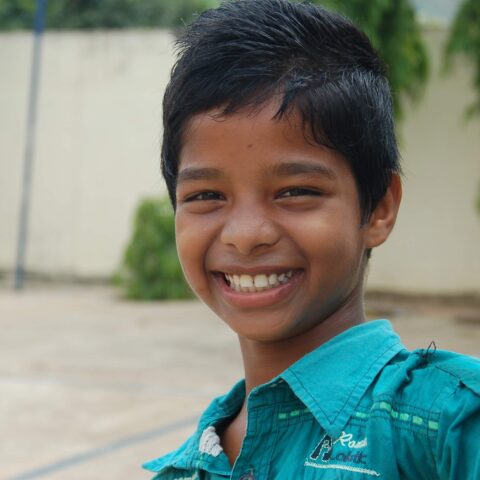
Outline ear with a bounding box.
[365,174,402,249]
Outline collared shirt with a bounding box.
[143,320,480,479]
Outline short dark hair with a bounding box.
[162,0,400,223]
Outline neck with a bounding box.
[239,294,365,396]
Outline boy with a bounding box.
[144,0,480,478]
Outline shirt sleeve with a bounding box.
[434,381,480,479]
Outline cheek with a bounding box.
[175,214,215,294]
[295,217,364,274]
[175,216,201,285]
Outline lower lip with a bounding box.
[213,271,303,309]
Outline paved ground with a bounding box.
[0,286,479,480]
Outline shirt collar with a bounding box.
[280,319,405,439]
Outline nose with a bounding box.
[220,204,280,255]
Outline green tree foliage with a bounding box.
[315,0,429,120]
[0,0,36,29]
[0,0,219,30]
[116,197,193,300]
[445,0,480,119]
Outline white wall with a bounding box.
[0,29,479,294]
[0,31,174,278]
[367,29,480,295]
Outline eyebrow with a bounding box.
[267,161,337,180]
[177,167,225,184]
[176,161,337,184]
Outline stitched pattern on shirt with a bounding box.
[304,461,381,477]
[277,407,310,420]
[277,404,440,431]
[354,403,440,430]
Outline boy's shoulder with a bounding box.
[375,345,480,401]
[365,344,480,458]
[368,340,480,423]
[372,345,480,472]
[427,348,480,392]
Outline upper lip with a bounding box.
[212,266,301,276]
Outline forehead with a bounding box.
[178,101,354,186]
[182,102,301,153]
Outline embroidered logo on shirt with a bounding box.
[199,426,223,457]
[305,431,380,477]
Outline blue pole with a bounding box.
[14,0,47,290]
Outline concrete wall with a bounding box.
[0,29,479,294]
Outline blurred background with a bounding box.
[0,1,479,479]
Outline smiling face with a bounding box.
[175,102,388,343]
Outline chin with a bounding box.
[228,315,301,343]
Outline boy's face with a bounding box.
[175,102,373,342]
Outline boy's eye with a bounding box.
[278,187,322,198]
[184,191,224,202]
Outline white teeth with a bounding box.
[239,275,253,288]
[224,270,294,292]
[268,273,278,286]
[254,274,268,288]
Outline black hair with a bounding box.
[162,0,400,223]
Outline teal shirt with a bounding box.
[143,320,480,479]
